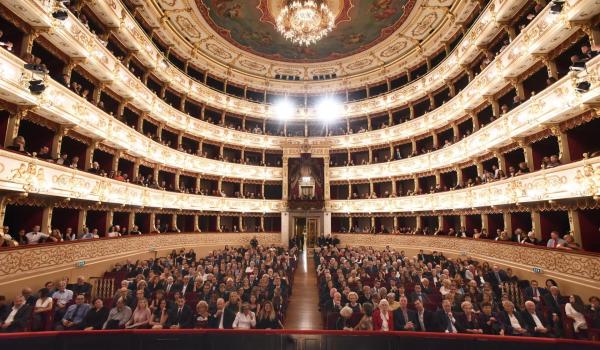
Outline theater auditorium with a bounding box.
[0,0,599,349]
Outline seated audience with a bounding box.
[232,303,255,329]
[103,298,132,329]
[57,294,90,330]
[0,295,31,332]
[565,295,588,334]
[82,298,109,330]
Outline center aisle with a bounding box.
[285,249,322,329]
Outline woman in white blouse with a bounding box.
[232,303,256,329]
[565,294,588,333]
[33,288,53,331]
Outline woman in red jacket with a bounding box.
[372,299,394,331]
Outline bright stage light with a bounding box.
[273,98,295,120]
[317,97,342,123]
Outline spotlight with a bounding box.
[575,81,590,93]
[549,0,565,14]
[28,79,46,94]
[52,10,68,20]
[316,97,342,123]
[273,98,295,120]
[24,63,47,74]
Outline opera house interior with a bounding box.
[0,0,599,348]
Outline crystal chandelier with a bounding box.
[276,0,335,46]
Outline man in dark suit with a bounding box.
[165,297,194,329]
[478,302,502,335]
[164,276,181,295]
[524,280,545,303]
[409,284,430,304]
[394,296,417,331]
[521,301,551,337]
[485,265,508,286]
[0,295,32,332]
[485,265,508,296]
[434,300,458,333]
[413,300,435,332]
[180,275,194,297]
[511,228,526,243]
[417,250,428,263]
[543,286,564,336]
[497,300,528,336]
[68,276,92,296]
[209,298,236,329]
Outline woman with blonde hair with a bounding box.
[126,298,151,329]
[256,300,283,329]
[195,300,210,328]
[346,291,362,313]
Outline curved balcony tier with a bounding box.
[0,149,285,213]
[0,50,283,181]
[328,156,600,213]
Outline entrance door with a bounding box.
[294,217,306,249]
[307,218,319,248]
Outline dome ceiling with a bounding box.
[140,0,472,90]
[194,0,415,62]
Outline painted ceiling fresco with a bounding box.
[195,0,415,62]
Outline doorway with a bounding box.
[294,217,306,250]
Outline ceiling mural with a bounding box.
[194,0,416,62]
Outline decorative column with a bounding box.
[133,159,141,180]
[431,131,439,149]
[194,215,201,232]
[450,123,459,140]
[534,54,559,80]
[127,212,136,233]
[437,216,444,232]
[4,108,25,148]
[415,216,422,231]
[408,103,415,119]
[481,213,489,232]
[446,80,456,97]
[78,209,87,232]
[470,111,480,132]
[531,211,542,240]
[494,150,507,174]
[502,211,512,233]
[324,156,330,200]
[518,139,535,171]
[568,209,582,246]
[51,126,69,159]
[149,213,157,233]
[509,78,526,100]
[500,22,517,41]
[434,170,441,186]
[461,64,474,82]
[174,170,181,190]
[108,151,120,173]
[485,95,500,118]
[105,210,114,233]
[282,157,289,200]
[475,161,484,177]
[172,214,179,232]
[41,207,52,234]
[19,29,41,59]
[550,125,571,164]
[455,166,463,186]
[92,82,105,106]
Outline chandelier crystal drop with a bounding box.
[276,0,335,46]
